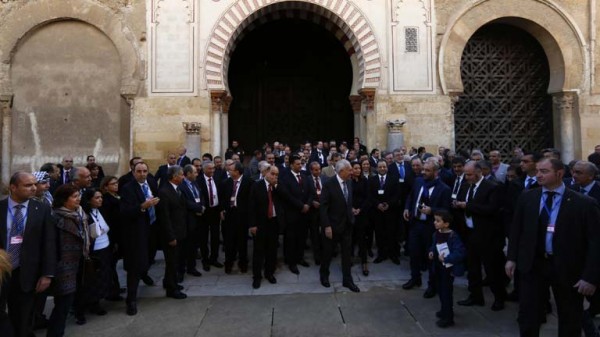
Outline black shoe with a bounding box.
[320,276,331,288]
[423,287,436,299]
[289,264,299,274]
[266,275,277,284]
[402,278,422,290]
[343,282,360,293]
[126,302,137,316]
[298,260,310,267]
[167,291,187,299]
[252,279,261,289]
[75,314,86,325]
[373,256,387,264]
[457,297,485,306]
[390,256,400,265]
[141,274,154,286]
[491,300,505,311]
[202,263,210,272]
[210,261,224,268]
[506,290,519,302]
[436,318,455,328]
[187,269,202,277]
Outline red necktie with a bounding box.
[208,178,214,206]
[267,185,274,219]
[297,174,303,186]
[315,177,321,201]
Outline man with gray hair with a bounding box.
[70,167,92,194]
[157,165,187,299]
[322,152,342,178]
[319,159,359,292]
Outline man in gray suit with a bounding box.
[489,150,509,183]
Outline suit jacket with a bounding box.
[351,176,371,212]
[220,175,253,219]
[157,183,187,243]
[280,170,313,224]
[309,150,328,167]
[387,161,415,206]
[248,180,285,230]
[119,179,158,272]
[368,174,400,213]
[177,155,191,167]
[462,178,503,246]
[508,187,600,285]
[179,179,205,232]
[304,174,329,206]
[0,199,56,292]
[320,176,354,234]
[155,165,169,188]
[404,177,451,225]
[197,175,223,211]
[570,181,600,204]
[118,171,158,192]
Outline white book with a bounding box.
[436,242,453,268]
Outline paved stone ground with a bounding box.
[36,241,585,337]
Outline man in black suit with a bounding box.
[305,162,328,265]
[387,148,415,257]
[369,149,380,174]
[280,155,312,274]
[176,146,192,167]
[179,164,204,278]
[249,165,285,289]
[219,161,253,274]
[506,158,600,337]
[402,159,451,298]
[571,160,600,336]
[319,159,360,292]
[0,172,56,337]
[197,161,223,271]
[310,141,328,168]
[58,156,74,186]
[368,161,400,264]
[155,153,177,188]
[119,162,160,315]
[157,166,187,299]
[454,161,507,310]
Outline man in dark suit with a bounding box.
[369,149,380,174]
[309,141,328,168]
[197,161,223,271]
[118,157,159,191]
[155,153,178,188]
[280,155,313,274]
[454,161,507,310]
[0,172,56,337]
[571,160,600,336]
[58,156,74,186]
[249,165,285,289]
[219,161,253,274]
[319,159,360,292]
[119,162,160,315]
[157,166,187,299]
[402,160,451,298]
[179,164,204,278]
[176,146,192,167]
[387,148,415,257]
[368,161,400,264]
[305,161,328,265]
[507,158,600,337]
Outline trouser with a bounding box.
[223,209,249,267]
[6,269,35,337]
[320,228,353,284]
[353,214,369,264]
[308,209,322,263]
[46,292,75,337]
[284,217,307,265]
[408,220,435,287]
[464,228,506,301]
[252,219,279,279]
[200,207,221,263]
[518,256,584,337]
[163,243,182,292]
[372,210,398,258]
[435,260,455,321]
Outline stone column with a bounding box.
[210,90,227,156]
[1,95,13,188]
[182,122,201,160]
[358,88,376,149]
[349,95,362,139]
[386,119,406,152]
[448,94,460,149]
[552,92,579,162]
[121,94,135,171]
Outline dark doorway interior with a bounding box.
[454,23,553,158]
[228,18,354,152]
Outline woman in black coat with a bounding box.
[351,161,372,276]
[99,176,124,301]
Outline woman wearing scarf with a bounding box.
[47,184,90,337]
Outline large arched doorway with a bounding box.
[454,23,553,156]
[227,18,354,151]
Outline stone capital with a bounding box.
[182,122,201,135]
[210,90,232,113]
[552,92,576,112]
[349,95,362,114]
[358,88,376,112]
[386,119,406,133]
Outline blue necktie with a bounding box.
[542,191,556,254]
[399,163,405,179]
[342,181,349,203]
[142,183,156,224]
[8,204,25,269]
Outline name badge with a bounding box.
[547,225,555,233]
[194,198,201,203]
[10,236,23,244]
[378,189,384,195]
[230,197,236,202]
[316,190,321,195]
[399,178,404,183]
[451,193,457,199]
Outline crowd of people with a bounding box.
[1,138,600,337]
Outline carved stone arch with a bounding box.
[439,0,587,95]
[204,0,383,94]
[0,0,142,96]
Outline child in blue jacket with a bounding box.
[428,209,466,328]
